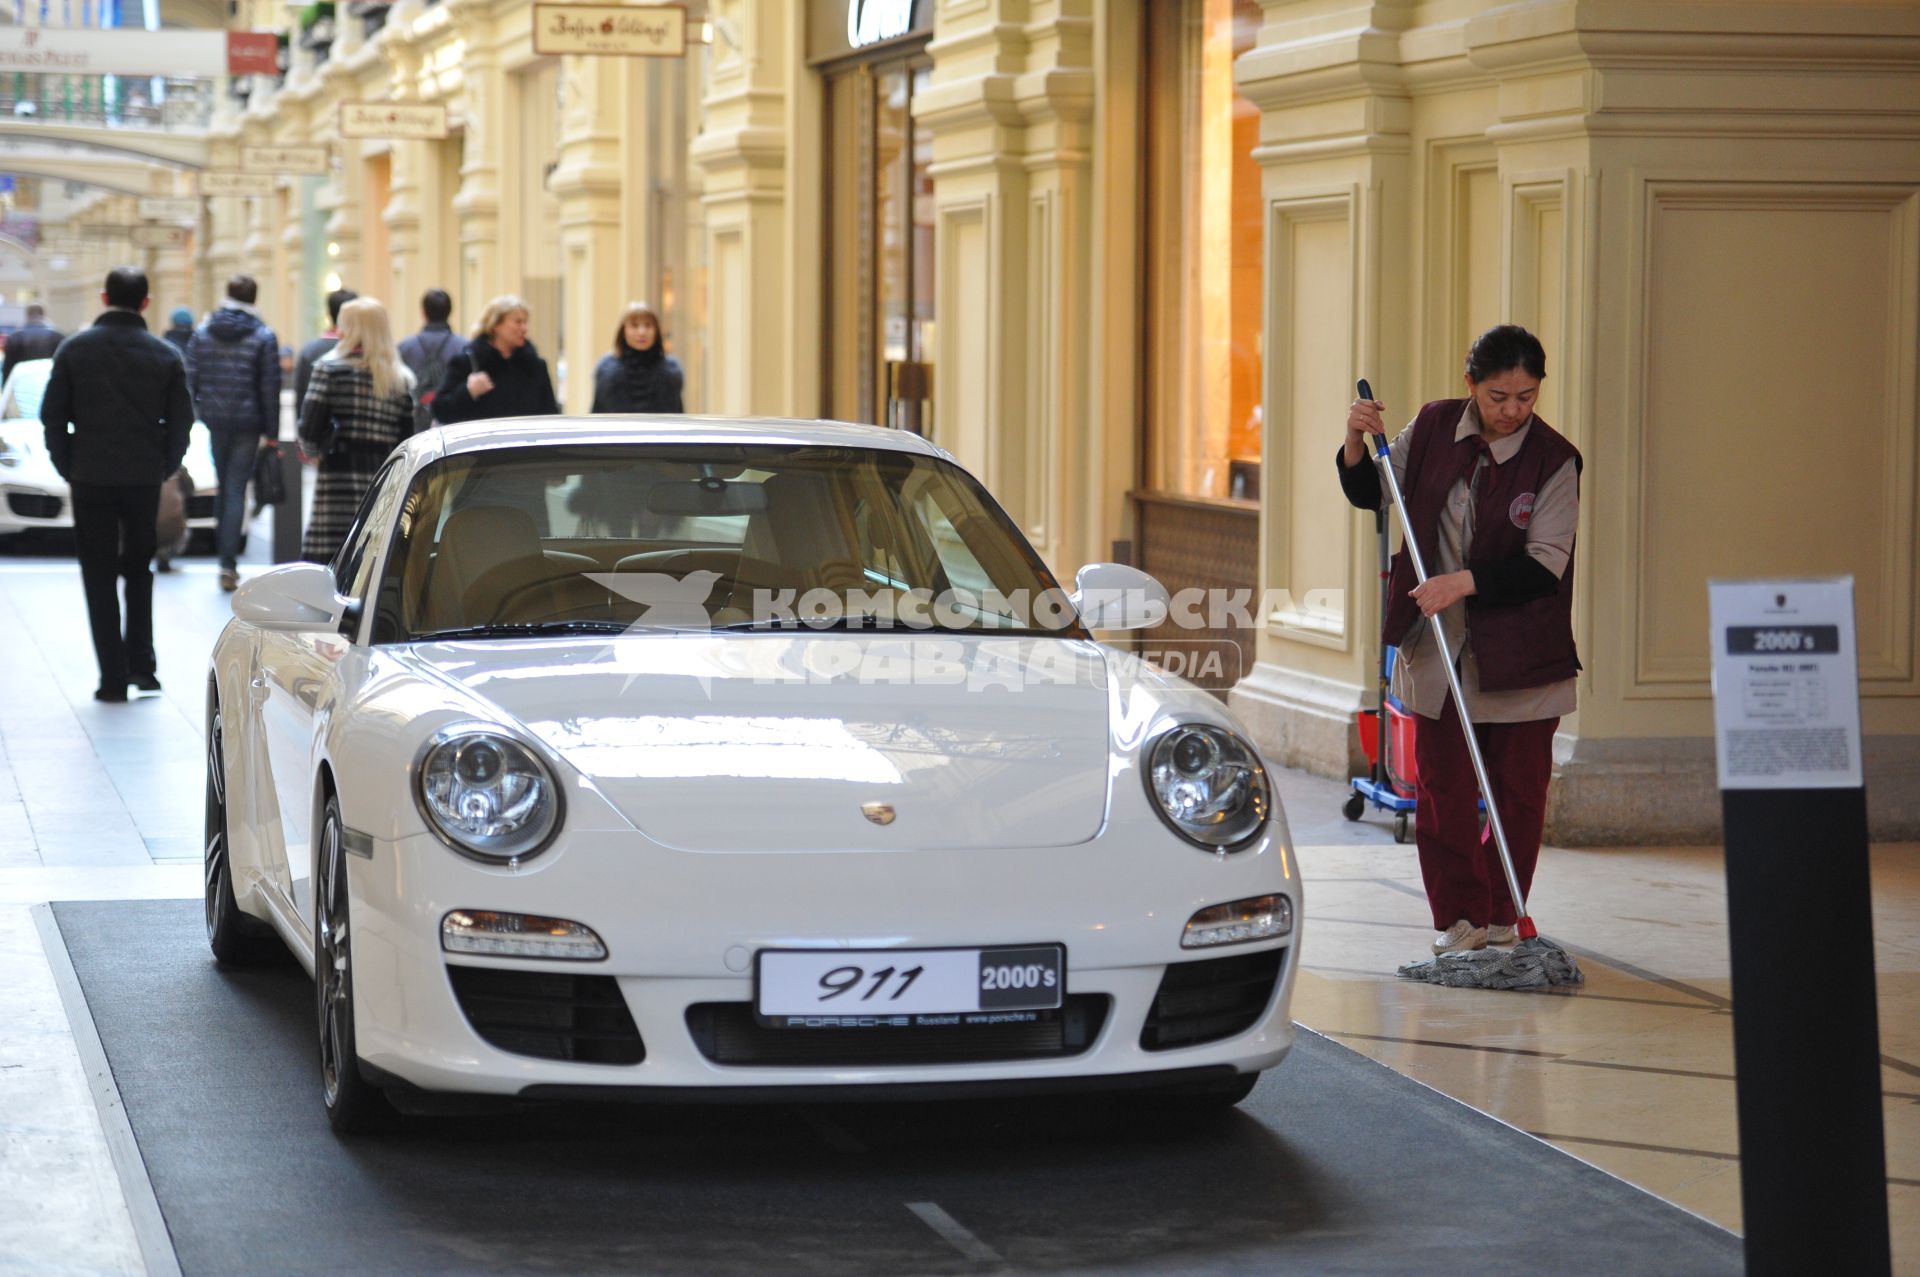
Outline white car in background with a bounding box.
[0,357,221,546]
[206,416,1301,1131]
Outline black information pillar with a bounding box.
[1721,783,1890,1275]
[272,444,304,563]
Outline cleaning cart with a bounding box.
[1345,646,1420,843]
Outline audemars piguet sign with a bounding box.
[340,102,448,140]
[808,0,929,63]
[0,28,273,76]
[533,4,687,56]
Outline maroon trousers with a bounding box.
[1412,695,1558,930]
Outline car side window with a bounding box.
[331,459,406,600]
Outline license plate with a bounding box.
[755,944,1065,1022]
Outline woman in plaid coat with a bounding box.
[297,297,415,563]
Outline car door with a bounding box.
[261,458,407,929]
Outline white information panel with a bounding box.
[1709,577,1862,790]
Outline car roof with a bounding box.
[411,415,955,464]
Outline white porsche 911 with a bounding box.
[206,416,1300,1130]
[1,358,221,548]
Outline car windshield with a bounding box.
[369,443,1081,642]
[2,359,50,421]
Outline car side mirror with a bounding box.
[1070,563,1169,632]
[231,563,349,633]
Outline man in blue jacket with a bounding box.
[41,267,194,702]
[185,274,280,591]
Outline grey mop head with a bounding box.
[1397,935,1584,990]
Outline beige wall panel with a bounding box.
[1269,200,1353,649]
[1419,140,1495,405]
[938,202,990,476]
[1635,187,1919,697]
[710,228,746,417]
[1455,165,1500,369]
[1013,191,1053,544]
[1508,177,1567,432]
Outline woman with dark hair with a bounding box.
[1336,324,1581,956]
[591,301,683,414]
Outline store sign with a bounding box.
[807,0,930,63]
[848,0,914,48]
[1709,577,1863,790]
[0,28,274,77]
[340,102,449,140]
[137,197,202,222]
[131,226,191,250]
[533,4,687,56]
[200,171,277,197]
[227,31,279,76]
[242,144,330,176]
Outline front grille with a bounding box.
[447,965,645,1065]
[1140,947,1286,1052]
[186,494,215,519]
[6,491,61,519]
[687,996,1111,1067]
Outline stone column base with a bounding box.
[1550,734,1920,846]
[1228,661,1368,781]
[1232,660,1920,845]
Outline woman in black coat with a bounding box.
[429,294,560,424]
[590,301,684,414]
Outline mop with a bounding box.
[1355,379,1582,991]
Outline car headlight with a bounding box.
[1144,723,1270,851]
[0,438,18,468]
[415,725,563,862]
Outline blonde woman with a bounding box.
[428,293,560,424]
[297,296,415,562]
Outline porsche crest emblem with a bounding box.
[862,802,896,826]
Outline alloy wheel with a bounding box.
[204,708,228,944]
[317,812,350,1109]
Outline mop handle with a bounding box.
[1359,380,1531,927]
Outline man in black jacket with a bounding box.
[41,267,195,702]
[4,304,64,385]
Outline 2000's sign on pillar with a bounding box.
[1708,577,1889,1276]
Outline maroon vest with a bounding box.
[1381,398,1582,693]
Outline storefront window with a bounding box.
[823,54,934,432]
[1143,0,1264,501]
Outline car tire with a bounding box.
[316,794,397,1134]
[205,702,284,965]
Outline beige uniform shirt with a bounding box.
[1374,402,1579,723]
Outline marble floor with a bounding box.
[0,546,1914,1274]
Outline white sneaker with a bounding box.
[1432,919,1488,954]
[1486,924,1517,946]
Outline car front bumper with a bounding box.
[347,826,1302,1097]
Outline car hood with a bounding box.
[399,634,1113,853]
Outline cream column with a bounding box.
[551,55,631,412]
[916,1,1099,572]
[1009,1,1096,573]
[373,23,425,317]
[688,0,797,416]
[449,0,507,314]
[203,135,247,306]
[1227,0,1414,775]
[917,3,1026,484]
[320,61,364,308]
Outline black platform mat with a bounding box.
[53,899,1740,1277]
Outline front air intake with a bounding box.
[447,966,644,1065]
[1140,947,1285,1052]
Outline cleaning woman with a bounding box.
[1336,325,1581,956]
